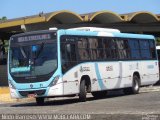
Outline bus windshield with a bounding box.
[9,35,57,78]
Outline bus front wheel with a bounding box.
[36,97,45,105]
[79,80,87,102]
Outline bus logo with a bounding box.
[30,84,33,88]
[80,66,90,72]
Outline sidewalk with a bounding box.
[140,85,160,93]
[0,87,9,94]
[0,87,14,103]
[0,87,34,103]
[1,86,160,104]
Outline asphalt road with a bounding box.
[0,90,160,120]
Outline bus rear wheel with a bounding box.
[79,80,87,102]
[123,75,140,95]
[91,91,107,99]
[36,97,45,105]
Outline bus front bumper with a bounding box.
[10,83,63,99]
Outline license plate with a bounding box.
[28,94,36,98]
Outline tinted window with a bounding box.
[61,37,77,73]
[103,38,112,59]
[61,35,157,74]
[139,40,151,59]
[128,39,141,59]
[78,38,90,60]
[116,39,130,59]
[103,38,118,59]
[88,38,105,60]
[149,41,156,59]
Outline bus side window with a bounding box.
[66,43,77,62]
[110,39,118,59]
[61,42,66,63]
[128,39,141,59]
[116,39,130,60]
[61,42,77,73]
[149,41,156,59]
[139,40,151,59]
[78,38,90,61]
[103,38,112,59]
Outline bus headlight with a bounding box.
[49,75,60,87]
[8,80,16,89]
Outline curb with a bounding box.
[0,87,9,94]
[0,87,12,103]
[0,94,35,103]
[0,87,34,103]
[140,86,160,93]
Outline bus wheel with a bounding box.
[132,75,140,94]
[123,75,140,95]
[79,80,87,102]
[36,97,45,105]
[91,91,107,99]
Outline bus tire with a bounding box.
[36,97,44,105]
[79,80,87,102]
[124,75,140,95]
[92,91,107,99]
[132,75,140,94]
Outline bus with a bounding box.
[8,27,159,105]
[156,46,160,85]
[156,46,160,69]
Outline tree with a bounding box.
[0,16,7,21]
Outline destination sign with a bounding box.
[17,34,51,42]
[10,32,57,47]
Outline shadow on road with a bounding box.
[11,90,134,107]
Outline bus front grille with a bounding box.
[19,89,46,97]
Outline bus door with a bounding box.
[61,39,79,95]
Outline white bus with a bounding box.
[156,46,160,70]
[8,27,159,105]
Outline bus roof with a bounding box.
[112,32,155,40]
[62,29,155,40]
[68,27,120,33]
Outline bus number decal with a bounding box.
[106,66,113,71]
[80,66,90,72]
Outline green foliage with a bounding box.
[0,40,9,54]
[0,16,7,21]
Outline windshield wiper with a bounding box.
[35,42,44,59]
[20,47,27,59]
[20,47,30,66]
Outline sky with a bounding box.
[0,0,160,19]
